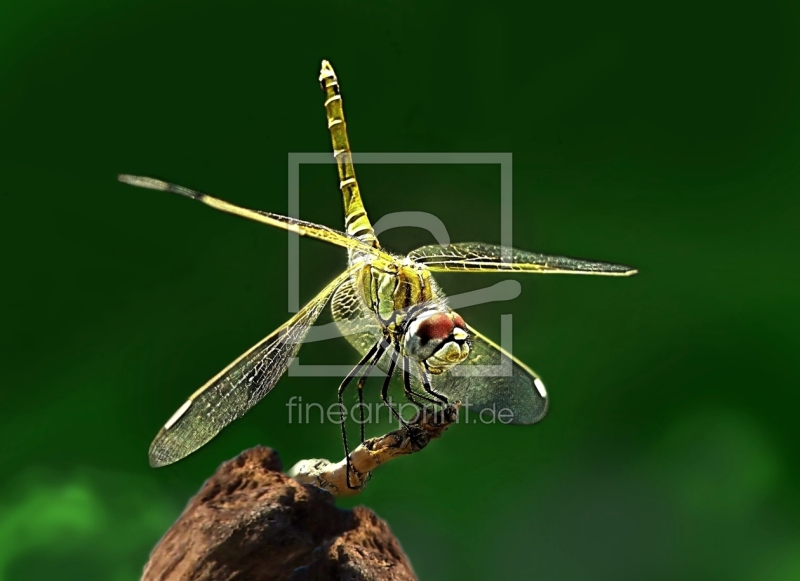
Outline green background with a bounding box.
[2,0,799,579]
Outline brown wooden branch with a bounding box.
[142,447,417,581]
[288,403,461,497]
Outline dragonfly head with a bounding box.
[403,310,471,374]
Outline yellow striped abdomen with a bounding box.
[319,60,379,249]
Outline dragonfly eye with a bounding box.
[403,310,471,373]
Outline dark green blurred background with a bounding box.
[2,0,799,579]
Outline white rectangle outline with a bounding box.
[286,152,514,377]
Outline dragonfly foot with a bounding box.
[405,424,430,452]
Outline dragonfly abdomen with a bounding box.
[319,60,379,249]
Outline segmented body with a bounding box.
[320,60,469,374]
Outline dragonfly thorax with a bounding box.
[402,310,471,375]
[357,262,437,331]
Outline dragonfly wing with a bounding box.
[149,267,354,467]
[332,277,547,423]
[118,175,393,260]
[429,323,549,425]
[331,274,547,424]
[408,242,637,276]
[331,276,384,360]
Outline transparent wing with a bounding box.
[331,278,405,379]
[331,276,383,357]
[118,175,393,260]
[408,242,637,276]
[149,268,354,467]
[331,278,548,424]
[430,324,548,425]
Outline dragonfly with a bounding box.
[120,60,637,472]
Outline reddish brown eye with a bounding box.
[415,312,455,345]
[404,310,471,370]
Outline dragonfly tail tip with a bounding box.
[319,60,335,81]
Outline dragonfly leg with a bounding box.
[355,348,382,444]
[356,375,366,443]
[419,364,450,405]
[380,348,411,431]
[401,356,439,406]
[338,340,387,489]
